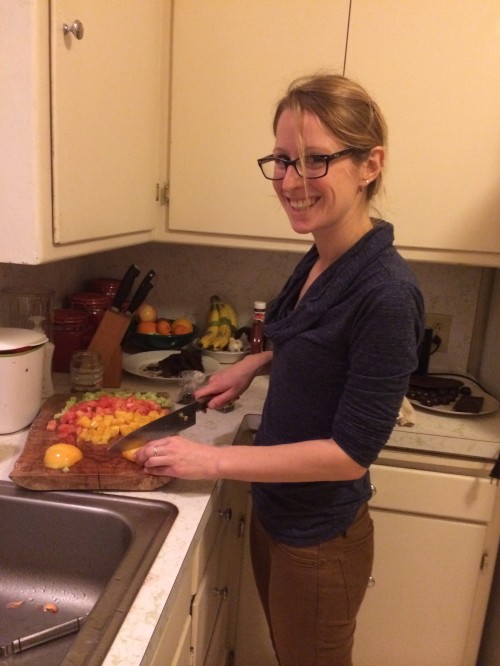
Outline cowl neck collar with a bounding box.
[265,220,394,345]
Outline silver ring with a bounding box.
[153,446,158,457]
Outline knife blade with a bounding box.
[108,396,210,452]
[110,264,140,312]
[125,269,156,316]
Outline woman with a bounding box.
[136,74,424,665]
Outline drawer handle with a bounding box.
[214,586,228,599]
[370,484,377,497]
[367,575,376,588]
[217,507,232,523]
[63,20,85,40]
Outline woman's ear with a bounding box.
[361,146,384,186]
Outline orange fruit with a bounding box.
[137,321,157,334]
[156,319,172,335]
[172,324,191,335]
[171,318,193,334]
[136,303,157,322]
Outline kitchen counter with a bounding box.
[0,372,269,665]
[0,372,499,664]
[391,402,500,462]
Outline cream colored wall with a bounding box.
[0,245,493,389]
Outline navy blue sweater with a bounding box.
[252,221,424,546]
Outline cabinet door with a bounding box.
[191,480,246,666]
[352,508,487,666]
[171,615,192,666]
[345,0,500,266]
[165,0,349,248]
[234,494,278,666]
[191,538,229,666]
[51,0,166,244]
[147,558,193,666]
[204,598,230,666]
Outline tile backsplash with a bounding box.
[1,243,497,395]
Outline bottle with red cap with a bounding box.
[249,301,267,354]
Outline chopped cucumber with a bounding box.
[54,390,172,419]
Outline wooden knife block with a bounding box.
[88,311,131,388]
[101,347,123,388]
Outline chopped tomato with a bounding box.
[46,393,170,446]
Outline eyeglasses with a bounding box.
[257,148,358,180]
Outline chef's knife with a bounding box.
[125,269,156,315]
[108,397,210,452]
[110,264,140,312]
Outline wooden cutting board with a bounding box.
[9,394,171,491]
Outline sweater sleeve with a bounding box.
[331,281,424,467]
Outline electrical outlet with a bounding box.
[425,313,452,353]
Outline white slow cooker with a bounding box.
[0,327,48,433]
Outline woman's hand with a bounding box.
[195,351,272,409]
[135,436,219,479]
[135,434,368,483]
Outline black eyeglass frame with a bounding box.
[257,148,361,180]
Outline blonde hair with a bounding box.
[273,74,387,199]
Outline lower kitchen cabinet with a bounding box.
[170,615,192,666]
[353,462,499,666]
[233,460,499,666]
[202,598,230,666]
[353,510,486,665]
[190,479,246,666]
[146,554,193,665]
[234,490,278,666]
[148,479,246,666]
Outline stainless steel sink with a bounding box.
[233,413,261,446]
[0,480,177,665]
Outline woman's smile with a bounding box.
[286,195,320,212]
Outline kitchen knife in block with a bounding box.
[87,311,130,387]
[88,267,155,387]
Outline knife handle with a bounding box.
[126,269,156,315]
[111,264,140,312]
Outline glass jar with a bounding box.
[70,350,103,393]
[0,287,54,331]
[51,309,91,372]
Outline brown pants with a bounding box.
[250,503,374,666]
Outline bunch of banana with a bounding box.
[198,296,238,351]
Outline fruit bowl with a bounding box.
[202,348,248,364]
[132,331,196,350]
[131,323,196,350]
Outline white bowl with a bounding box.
[202,349,248,364]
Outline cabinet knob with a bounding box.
[217,507,233,523]
[370,484,377,497]
[214,586,228,599]
[63,20,85,40]
[367,575,376,588]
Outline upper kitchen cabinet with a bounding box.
[0,1,169,264]
[158,0,350,252]
[345,0,500,267]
